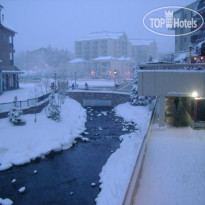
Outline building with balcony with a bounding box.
[0,5,23,94]
[75,31,131,60]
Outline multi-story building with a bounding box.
[174,1,198,52]
[75,31,131,60]
[130,39,159,64]
[0,5,22,94]
[90,56,135,79]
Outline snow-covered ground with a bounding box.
[96,103,152,205]
[70,79,115,88]
[0,82,51,103]
[0,97,86,171]
[134,126,205,205]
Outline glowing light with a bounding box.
[192,91,198,98]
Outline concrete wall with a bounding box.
[66,91,130,107]
[138,70,205,97]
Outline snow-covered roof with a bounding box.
[129,39,154,46]
[92,56,117,61]
[79,32,125,41]
[174,52,188,62]
[92,56,134,61]
[68,58,87,64]
[118,57,133,61]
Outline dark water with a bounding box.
[0,107,134,205]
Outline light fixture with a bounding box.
[192,91,198,98]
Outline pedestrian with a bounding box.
[174,97,180,111]
[85,82,88,90]
[72,83,74,90]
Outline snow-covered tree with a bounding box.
[130,67,154,106]
[46,92,61,121]
[8,96,25,125]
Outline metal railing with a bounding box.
[122,100,158,205]
[139,63,205,70]
[0,92,51,113]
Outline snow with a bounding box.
[0,198,13,205]
[68,58,87,64]
[93,56,117,61]
[96,103,152,205]
[134,126,205,205]
[0,97,87,171]
[91,183,97,187]
[33,170,38,174]
[79,31,124,41]
[0,82,51,103]
[18,187,26,193]
[11,179,16,183]
[129,39,154,46]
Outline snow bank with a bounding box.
[0,97,86,171]
[96,103,152,205]
[0,198,13,205]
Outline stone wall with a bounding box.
[66,91,130,107]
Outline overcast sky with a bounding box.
[0,0,195,54]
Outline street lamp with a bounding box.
[54,71,57,91]
[114,69,117,84]
[189,43,193,64]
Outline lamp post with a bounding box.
[54,71,57,91]
[189,43,193,64]
[114,69,117,84]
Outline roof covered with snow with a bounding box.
[68,58,88,64]
[92,56,133,61]
[129,39,154,46]
[79,31,125,41]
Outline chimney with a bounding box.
[0,5,3,24]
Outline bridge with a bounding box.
[66,90,130,107]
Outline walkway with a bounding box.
[133,123,205,205]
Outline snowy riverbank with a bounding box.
[96,102,152,205]
[0,97,87,171]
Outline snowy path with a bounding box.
[134,126,205,205]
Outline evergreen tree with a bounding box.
[130,67,154,106]
[47,92,61,121]
[8,96,25,125]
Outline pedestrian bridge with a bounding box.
[66,90,130,107]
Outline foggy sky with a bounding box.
[0,0,195,54]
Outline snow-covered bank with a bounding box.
[0,97,86,171]
[134,127,205,205]
[0,198,13,205]
[0,82,51,103]
[96,103,152,205]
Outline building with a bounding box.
[75,31,131,60]
[90,56,135,79]
[130,39,159,64]
[174,1,197,52]
[67,58,89,78]
[0,5,23,94]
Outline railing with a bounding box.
[122,100,158,205]
[139,63,205,70]
[0,92,51,113]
